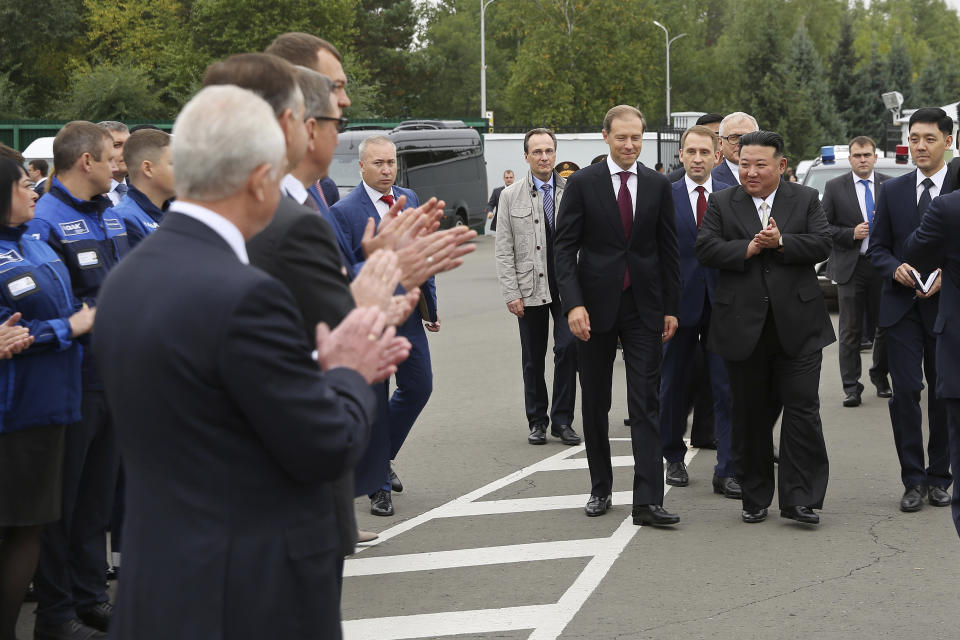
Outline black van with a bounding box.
[329,120,488,231]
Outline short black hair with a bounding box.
[908,107,953,136]
[0,157,26,226]
[28,158,48,176]
[738,130,784,157]
[696,113,723,126]
[129,124,162,134]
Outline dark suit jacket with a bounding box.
[666,166,686,183]
[904,189,960,399]
[672,177,732,326]
[712,160,738,187]
[945,156,960,192]
[695,181,835,361]
[866,169,953,331]
[331,183,438,322]
[822,171,891,284]
[246,194,359,558]
[94,212,376,640]
[554,160,680,334]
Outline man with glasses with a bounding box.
[495,128,580,447]
[712,112,759,186]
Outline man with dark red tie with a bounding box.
[554,105,681,526]
[659,125,739,498]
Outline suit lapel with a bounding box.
[842,176,862,224]
[771,183,797,231]
[592,163,625,238]
[731,187,762,234]
[673,182,698,240]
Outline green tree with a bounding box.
[844,44,890,147]
[350,0,418,117]
[55,63,165,121]
[827,17,857,139]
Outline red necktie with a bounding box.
[695,186,707,229]
[617,171,633,291]
[380,194,394,207]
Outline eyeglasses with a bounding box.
[722,134,743,145]
[312,116,349,133]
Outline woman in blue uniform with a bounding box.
[0,157,95,640]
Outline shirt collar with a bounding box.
[751,187,778,212]
[607,155,636,177]
[684,174,713,195]
[726,158,740,177]
[281,174,309,205]
[852,171,875,186]
[168,200,248,264]
[531,173,554,190]
[363,180,393,206]
[917,164,948,191]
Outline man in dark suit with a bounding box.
[660,125,739,498]
[822,135,892,407]
[867,107,954,513]
[332,136,438,518]
[94,84,410,640]
[945,122,960,191]
[555,105,681,526]
[665,114,722,186]
[904,189,960,538]
[696,130,834,526]
[28,158,49,195]
[487,169,515,231]
[711,112,758,187]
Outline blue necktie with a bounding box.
[115,182,128,197]
[859,179,874,225]
[918,178,933,215]
[541,183,554,229]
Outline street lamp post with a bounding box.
[481,0,498,120]
[652,20,686,127]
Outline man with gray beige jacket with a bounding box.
[495,128,580,446]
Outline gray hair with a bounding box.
[294,66,335,119]
[97,120,129,134]
[172,85,286,201]
[719,112,759,136]
[358,135,395,160]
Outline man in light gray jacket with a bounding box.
[495,128,580,446]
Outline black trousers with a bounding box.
[578,290,663,506]
[35,390,119,623]
[725,311,829,511]
[885,307,950,489]
[837,256,887,392]
[517,299,577,428]
[946,399,960,539]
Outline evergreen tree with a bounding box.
[845,44,890,149]
[828,17,857,139]
[351,0,418,117]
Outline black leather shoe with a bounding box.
[105,566,119,581]
[692,439,718,450]
[584,494,611,517]
[528,424,547,445]
[872,375,892,398]
[900,485,927,512]
[551,424,581,445]
[859,338,874,351]
[929,485,950,507]
[741,507,768,523]
[77,602,112,632]
[389,465,403,493]
[623,418,630,426]
[370,489,394,516]
[843,391,861,407]
[33,618,107,640]
[665,461,689,487]
[24,581,37,602]
[712,475,742,499]
[780,505,820,524]
[632,504,679,526]
[773,446,779,464]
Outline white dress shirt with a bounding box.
[363,181,396,218]
[684,174,714,224]
[106,178,126,205]
[751,188,778,225]
[169,201,248,264]
[725,158,741,184]
[281,173,309,205]
[606,155,636,212]
[852,171,875,254]
[916,163,948,203]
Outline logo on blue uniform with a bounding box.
[104,218,123,231]
[59,219,90,237]
[0,249,24,269]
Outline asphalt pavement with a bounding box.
[17,233,957,640]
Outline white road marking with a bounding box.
[343,442,700,639]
